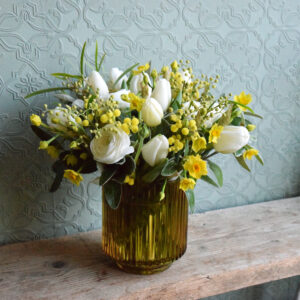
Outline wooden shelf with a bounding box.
[1,196,300,299]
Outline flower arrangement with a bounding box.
[27,42,263,210]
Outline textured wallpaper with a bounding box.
[0,0,299,247]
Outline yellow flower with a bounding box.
[171,124,178,133]
[128,93,145,112]
[64,154,78,166]
[131,125,139,133]
[243,149,259,160]
[181,128,189,136]
[183,155,207,179]
[121,123,130,135]
[192,137,206,153]
[247,124,256,132]
[100,114,108,123]
[209,124,223,144]
[64,169,83,186]
[132,63,150,75]
[131,117,139,126]
[124,173,135,186]
[234,91,252,111]
[30,114,42,127]
[39,141,48,149]
[82,120,89,127]
[46,146,59,159]
[180,178,196,191]
[114,109,121,117]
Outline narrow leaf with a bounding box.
[234,155,251,172]
[208,160,223,187]
[95,41,98,71]
[228,100,254,114]
[98,52,106,71]
[121,79,127,90]
[103,180,122,209]
[51,73,81,79]
[244,111,263,119]
[255,154,264,166]
[185,189,195,213]
[25,87,72,99]
[31,125,62,148]
[171,90,182,110]
[184,140,189,157]
[50,160,65,192]
[80,42,87,76]
[113,63,139,88]
[201,175,219,188]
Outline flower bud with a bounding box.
[214,126,250,154]
[141,98,163,127]
[109,67,127,91]
[151,78,171,111]
[110,89,130,109]
[142,135,169,166]
[87,70,109,99]
[130,73,152,98]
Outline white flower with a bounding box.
[142,135,169,167]
[72,99,84,109]
[141,97,163,127]
[214,126,250,154]
[46,107,76,132]
[87,70,109,99]
[109,67,127,91]
[110,89,130,109]
[130,73,152,98]
[90,124,134,164]
[151,78,171,112]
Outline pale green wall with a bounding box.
[0,0,299,298]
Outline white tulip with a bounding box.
[142,135,169,167]
[151,78,171,112]
[141,97,163,127]
[47,107,76,132]
[214,126,250,154]
[72,99,84,109]
[87,70,109,99]
[109,67,127,91]
[90,124,134,164]
[110,89,130,109]
[130,73,152,98]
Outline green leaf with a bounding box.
[228,100,255,114]
[171,90,182,110]
[50,160,66,192]
[201,175,219,188]
[184,140,189,156]
[80,42,87,76]
[161,159,177,177]
[98,52,106,72]
[113,155,136,183]
[255,153,264,166]
[218,104,233,126]
[234,155,251,172]
[121,79,127,90]
[103,180,122,209]
[207,160,223,187]
[80,159,97,174]
[244,111,263,119]
[234,147,244,157]
[25,87,72,99]
[231,117,242,126]
[185,189,195,213]
[99,165,119,185]
[31,125,62,148]
[142,159,168,183]
[51,73,81,79]
[95,41,98,71]
[113,63,139,88]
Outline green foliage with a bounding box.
[207,160,223,187]
[228,100,254,113]
[113,63,139,88]
[103,180,122,209]
[244,111,263,119]
[25,87,72,99]
[171,90,182,110]
[51,73,81,79]
[80,42,86,76]
[161,158,178,176]
[50,160,66,192]
[201,175,219,188]
[218,104,232,126]
[185,189,195,212]
[234,155,251,172]
[30,125,62,149]
[113,155,136,183]
[142,159,168,183]
[99,165,119,185]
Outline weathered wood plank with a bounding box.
[0,197,300,300]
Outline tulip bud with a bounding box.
[151,78,172,112]
[142,135,169,166]
[110,89,130,109]
[130,73,152,99]
[87,70,109,99]
[214,126,250,154]
[109,67,127,91]
[141,98,163,127]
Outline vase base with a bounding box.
[115,261,172,275]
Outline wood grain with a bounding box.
[0,197,300,300]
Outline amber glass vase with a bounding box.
[102,179,188,274]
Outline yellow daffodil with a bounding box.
[234,91,252,111]
[243,149,259,160]
[128,93,145,112]
[64,154,78,166]
[192,137,206,153]
[46,146,59,159]
[64,169,83,186]
[180,178,196,191]
[209,124,223,143]
[30,114,42,127]
[132,63,150,75]
[183,155,207,179]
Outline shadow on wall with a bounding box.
[0,111,102,245]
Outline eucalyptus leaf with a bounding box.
[99,165,119,185]
[103,180,122,209]
[207,160,223,187]
[234,155,251,172]
[185,189,195,213]
[113,156,136,183]
[201,175,219,188]
[161,159,177,177]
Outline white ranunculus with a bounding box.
[110,89,130,109]
[141,97,163,127]
[90,124,134,164]
[72,99,84,109]
[130,73,152,98]
[109,67,127,91]
[47,107,76,132]
[151,78,171,112]
[87,70,109,99]
[142,135,169,167]
[214,126,250,154]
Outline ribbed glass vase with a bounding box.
[102,179,188,274]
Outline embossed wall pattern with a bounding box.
[0,0,299,247]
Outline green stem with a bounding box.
[134,137,144,164]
